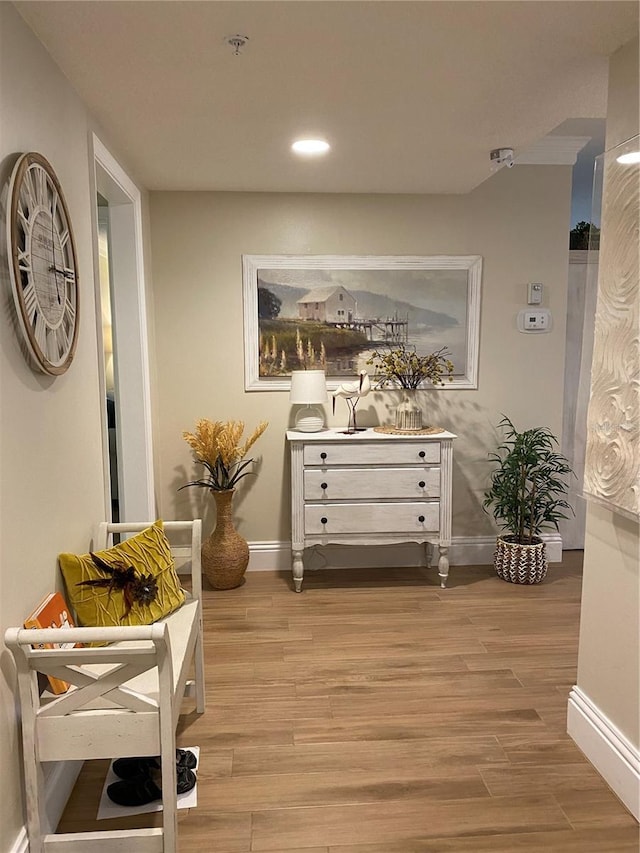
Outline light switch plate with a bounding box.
[528,282,543,304]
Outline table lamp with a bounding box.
[289,370,328,432]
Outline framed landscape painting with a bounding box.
[242,254,482,391]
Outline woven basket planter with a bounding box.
[494,535,547,584]
[201,489,249,589]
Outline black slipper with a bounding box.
[107,773,162,806]
[178,749,197,770]
[112,749,196,780]
[107,766,197,807]
[112,756,160,780]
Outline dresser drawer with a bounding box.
[304,467,441,501]
[303,441,440,467]
[304,502,439,535]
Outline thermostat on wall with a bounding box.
[517,308,552,333]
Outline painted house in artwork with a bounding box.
[297,285,357,323]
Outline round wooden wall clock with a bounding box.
[6,152,79,375]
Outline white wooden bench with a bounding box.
[5,520,205,853]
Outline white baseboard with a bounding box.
[8,827,27,853]
[247,533,563,572]
[248,541,293,572]
[9,760,82,853]
[567,686,640,820]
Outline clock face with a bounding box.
[7,152,79,375]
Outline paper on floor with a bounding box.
[97,746,199,820]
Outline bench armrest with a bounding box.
[6,622,167,649]
[5,621,174,723]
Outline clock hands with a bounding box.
[49,195,63,305]
[49,265,74,311]
[49,264,75,280]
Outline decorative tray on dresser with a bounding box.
[286,427,456,592]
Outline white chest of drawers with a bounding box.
[286,427,456,592]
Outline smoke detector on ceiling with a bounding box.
[225,34,249,55]
[490,148,515,170]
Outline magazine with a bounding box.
[24,592,77,694]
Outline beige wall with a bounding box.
[577,36,640,747]
[0,6,145,849]
[578,505,639,741]
[149,165,572,545]
[605,36,640,151]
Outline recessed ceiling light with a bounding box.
[616,151,640,164]
[292,139,330,156]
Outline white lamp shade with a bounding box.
[289,370,328,404]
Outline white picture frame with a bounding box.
[242,254,482,391]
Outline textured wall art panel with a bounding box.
[584,139,640,520]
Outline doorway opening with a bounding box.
[92,136,155,523]
[97,195,119,521]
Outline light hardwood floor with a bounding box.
[59,553,640,851]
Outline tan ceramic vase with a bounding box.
[201,489,249,589]
[395,389,423,431]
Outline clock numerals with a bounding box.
[56,322,71,356]
[34,311,48,352]
[30,296,75,366]
[32,316,71,366]
[23,169,39,211]
[50,325,65,363]
[22,282,38,325]
[36,166,49,208]
[64,297,76,324]
[47,329,60,364]
[17,205,30,232]
[9,153,79,375]
[23,165,50,209]
[17,247,30,268]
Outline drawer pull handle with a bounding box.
[418,450,426,458]
[419,481,426,488]
[320,517,328,525]
[320,452,327,460]
[418,515,425,523]
[321,482,328,490]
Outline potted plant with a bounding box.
[180,419,268,589]
[367,343,454,430]
[483,416,574,583]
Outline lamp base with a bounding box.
[294,405,325,433]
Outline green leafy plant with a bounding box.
[367,343,454,389]
[483,416,574,544]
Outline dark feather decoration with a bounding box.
[77,553,158,619]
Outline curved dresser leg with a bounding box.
[438,544,450,588]
[292,549,304,593]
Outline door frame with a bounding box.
[89,134,155,521]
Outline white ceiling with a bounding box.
[15,1,639,194]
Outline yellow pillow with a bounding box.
[58,521,185,629]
